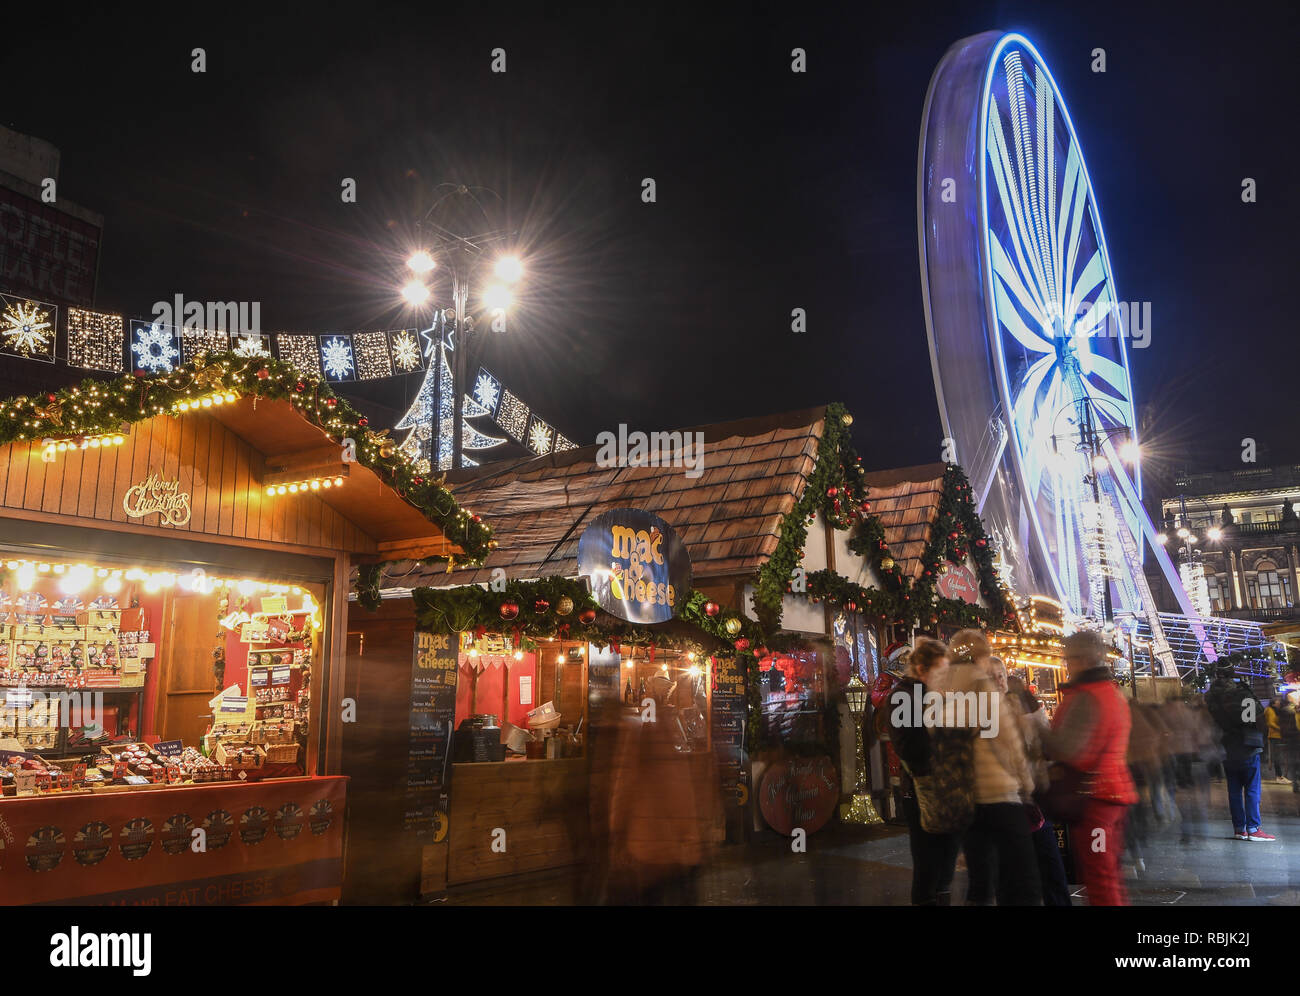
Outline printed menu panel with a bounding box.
[404,630,459,836]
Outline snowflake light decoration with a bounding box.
[389,329,422,372]
[473,370,501,414]
[132,321,180,373]
[234,334,270,358]
[1,299,55,359]
[321,336,355,380]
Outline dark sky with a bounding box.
[7,1,1298,480]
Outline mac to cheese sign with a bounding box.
[577,509,692,625]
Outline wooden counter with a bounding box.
[448,758,588,885]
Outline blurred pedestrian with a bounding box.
[1206,669,1274,841]
[1008,669,1071,906]
[947,630,1041,906]
[1278,696,1300,794]
[1041,630,1137,906]
[889,638,962,905]
[1264,699,1286,782]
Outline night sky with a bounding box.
[7,1,1298,482]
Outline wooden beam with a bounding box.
[352,535,463,565]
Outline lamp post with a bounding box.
[397,238,522,471]
[840,675,883,825]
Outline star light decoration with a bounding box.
[388,329,423,372]
[67,308,125,373]
[321,336,355,380]
[131,321,181,373]
[527,416,555,456]
[0,298,56,361]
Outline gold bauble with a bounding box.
[724,617,742,636]
[880,556,895,571]
[556,596,574,616]
[841,412,853,426]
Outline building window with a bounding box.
[1206,573,1229,612]
[1255,569,1289,609]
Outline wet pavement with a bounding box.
[443,778,1300,905]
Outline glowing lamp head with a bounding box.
[407,250,436,274]
[1177,527,1190,539]
[1118,441,1140,465]
[1091,454,1109,472]
[494,256,523,283]
[482,284,512,313]
[1207,526,1222,541]
[401,281,431,306]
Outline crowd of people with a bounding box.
[883,629,1291,906]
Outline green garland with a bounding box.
[752,402,868,633]
[0,351,494,566]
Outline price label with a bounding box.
[155,740,183,757]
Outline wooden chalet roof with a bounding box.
[862,462,948,581]
[384,406,829,588]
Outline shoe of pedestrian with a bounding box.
[1249,830,1277,841]
[1233,830,1250,840]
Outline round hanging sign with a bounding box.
[577,509,692,624]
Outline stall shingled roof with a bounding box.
[382,406,831,589]
[860,463,948,581]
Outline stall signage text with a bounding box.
[122,472,192,526]
[936,561,980,604]
[577,509,692,625]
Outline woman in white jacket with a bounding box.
[944,630,1042,905]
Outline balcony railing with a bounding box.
[1221,606,1300,622]
[1231,521,1286,535]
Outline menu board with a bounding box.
[711,655,748,806]
[404,630,459,836]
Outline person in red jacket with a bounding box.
[1042,630,1138,906]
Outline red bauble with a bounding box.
[846,600,857,612]
[256,367,270,380]
[534,598,550,613]
[295,381,305,392]
[827,486,838,497]
[46,393,57,402]
[358,417,369,427]
[861,501,871,512]
[704,601,720,617]
[471,514,481,523]
[578,608,597,625]
[413,476,424,485]
[499,600,520,621]
[734,638,750,651]
[325,397,337,408]
[976,538,987,547]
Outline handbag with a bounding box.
[909,727,975,834]
[1037,762,1090,824]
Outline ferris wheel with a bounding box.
[917,32,1208,673]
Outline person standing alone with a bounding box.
[1205,669,1275,841]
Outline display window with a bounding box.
[0,549,324,796]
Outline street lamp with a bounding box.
[396,238,524,471]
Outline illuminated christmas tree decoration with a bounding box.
[275,334,322,376]
[388,328,423,372]
[353,330,393,380]
[321,335,355,380]
[0,295,57,362]
[495,388,530,442]
[179,327,230,363]
[554,432,578,452]
[233,333,271,357]
[131,320,181,373]
[67,308,125,372]
[527,415,555,455]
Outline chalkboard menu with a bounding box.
[711,656,748,805]
[404,630,459,836]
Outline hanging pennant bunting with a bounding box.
[67,307,125,373]
[353,330,393,380]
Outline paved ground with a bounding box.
[443,779,1300,905]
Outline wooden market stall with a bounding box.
[0,355,482,905]
[344,404,1019,900]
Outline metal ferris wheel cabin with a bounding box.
[916,32,1262,676]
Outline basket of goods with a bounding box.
[263,742,300,763]
[215,741,265,770]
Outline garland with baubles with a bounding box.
[0,352,494,566]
